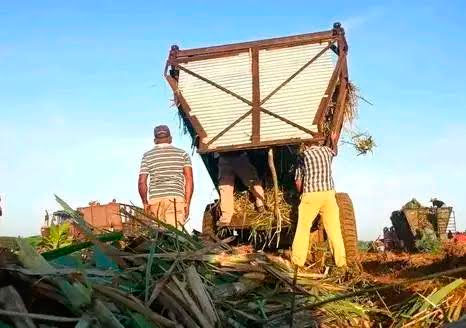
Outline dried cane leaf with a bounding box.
[0,286,36,328]
[129,312,156,328]
[16,238,54,273]
[185,266,218,326]
[93,299,125,328]
[74,315,93,328]
[419,279,464,313]
[55,196,127,268]
[158,291,200,328]
[144,243,156,304]
[59,280,92,310]
[171,276,214,328]
[452,296,465,322]
[147,260,179,306]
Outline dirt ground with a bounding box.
[360,241,466,281]
[356,241,466,324]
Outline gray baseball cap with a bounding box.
[154,125,171,138]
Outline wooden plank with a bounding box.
[171,49,245,65]
[200,136,324,154]
[330,55,348,144]
[251,48,260,144]
[177,30,335,57]
[165,76,208,142]
[313,55,343,127]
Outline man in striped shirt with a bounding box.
[292,133,346,267]
[138,125,194,228]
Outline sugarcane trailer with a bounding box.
[164,23,359,264]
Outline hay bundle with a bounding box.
[343,132,376,155]
[343,81,359,126]
[339,82,377,156]
[233,188,297,232]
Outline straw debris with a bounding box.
[0,198,464,327]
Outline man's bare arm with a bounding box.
[138,174,148,205]
[330,131,339,156]
[295,178,303,194]
[183,166,194,218]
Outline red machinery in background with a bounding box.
[41,200,140,239]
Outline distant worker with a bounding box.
[292,132,346,268]
[447,230,453,239]
[44,210,50,227]
[431,198,445,208]
[217,151,265,226]
[138,125,194,229]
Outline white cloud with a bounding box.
[341,7,385,32]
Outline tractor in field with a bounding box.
[389,198,458,251]
[165,23,359,264]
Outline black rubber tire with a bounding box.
[335,192,359,264]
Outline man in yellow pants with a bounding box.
[292,133,346,267]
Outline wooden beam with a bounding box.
[199,136,325,154]
[313,56,343,127]
[171,49,245,65]
[251,48,260,144]
[330,55,348,144]
[165,76,208,142]
[177,30,336,57]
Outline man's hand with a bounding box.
[331,131,338,144]
[138,173,149,209]
[330,131,339,155]
[295,178,303,194]
[184,203,190,219]
[143,203,150,213]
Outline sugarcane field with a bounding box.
[1,3,465,328]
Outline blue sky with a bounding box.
[1,1,465,240]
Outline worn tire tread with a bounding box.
[336,192,359,264]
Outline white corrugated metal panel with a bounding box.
[178,52,253,148]
[259,43,334,142]
[177,42,335,149]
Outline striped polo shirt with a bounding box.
[139,144,192,199]
[295,146,335,193]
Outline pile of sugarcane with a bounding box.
[0,197,464,328]
[234,188,296,230]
